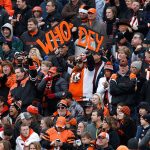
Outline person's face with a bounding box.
[59,46,68,56]
[0,101,4,107]
[20,126,30,137]
[88,13,96,20]
[139,108,148,116]
[96,135,108,147]
[33,11,41,18]
[106,9,114,20]
[9,105,18,116]
[29,144,36,150]
[77,122,85,135]
[102,120,109,129]
[140,117,148,126]
[29,50,37,57]
[15,68,25,81]
[91,112,98,122]
[2,65,11,75]
[91,95,99,105]
[2,44,10,52]
[46,2,55,13]
[131,34,142,47]
[40,119,47,130]
[118,25,128,32]
[131,2,140,12]
[125,0,132,8]
[145,52,150,61]
[57,105,67,117]
[130,66,139,74]
[28,22,37,32]
[119,65,129,75]
[16,0,26,9]
[56,126,65,132]
[118,51,127,60]
[79,12,88,19]
[41,64,50,73]
[104,70,112,78]
[81,137,91,145]
[2,28,11,38]
[85,106,93,115]
[0,143,4,150]
[117,105,123,114]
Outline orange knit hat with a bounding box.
[27,105,39,114]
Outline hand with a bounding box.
[135,45,142,51]
[111,74,117,80]
[102,81,108,89]
[44,75,53,81]
[130,73,136,80]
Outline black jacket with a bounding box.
[141,80,150,103]
[20,29,46,57]
[0,6,9,29]
[13,6,32,36]
[110,72,136,106]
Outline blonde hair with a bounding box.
[118,46,131,58]
[29,47,43,61]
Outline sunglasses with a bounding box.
[57,106,66,109]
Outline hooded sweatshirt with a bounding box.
[1,23,23,52]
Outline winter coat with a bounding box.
[139,128,150,150]
[42,10,62,32]
[8,66,38,111]
[141,80,150,103]
[0,23,23,52]
[13,6,32,36]
[16,129,40,150]
[20,29,45,57]
[41,127,75,150]
[0,6,9,29]
[69,55,95,101]
[110,72,136,107]
[97,76,112,104]
[61,0,83,21]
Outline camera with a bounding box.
[75,139,81,146]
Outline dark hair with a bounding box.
[1,60,14,74]
[3,124,13,136]
[134,32,144,42]
[28,18,38,26]
[0,140,11,150]
[15,67,26,73]
[106,6,117,18]
[104,116,118,130]
[47,0,56,7]
[20,122,29,130]
[42,117,53,129]
[92,109,104,120]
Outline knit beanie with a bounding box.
[131,61,142,70]
[120,106,131,116]
[27,105,39,114]
[10,101,22,111]
[117,145,129,150]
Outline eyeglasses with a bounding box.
[57,106,66,110]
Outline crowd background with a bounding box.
[0,0,150,149]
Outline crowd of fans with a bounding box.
[0,0,150,149]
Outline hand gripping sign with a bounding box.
[36,21,104,54]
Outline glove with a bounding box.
[44,75,53,81]
[47,93,56,99]
[111,74,117,80]
[130,73,136,80]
